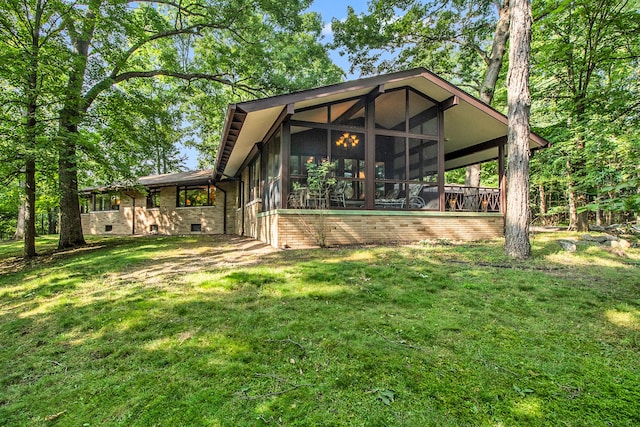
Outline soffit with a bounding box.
[216,68,548,179]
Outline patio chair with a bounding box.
[407,184,426,208]
[375,188,405,208]
[330,180,347,207]
[288,186,308,208]
[307,188,329,209]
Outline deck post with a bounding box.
[438,106,445,211]
[499,143,506,216]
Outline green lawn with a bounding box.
[0,233,639,426]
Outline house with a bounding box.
[80,68,549,247]
[79,169,237,236]
[214,68,548,248]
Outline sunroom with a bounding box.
[216,68,548,248]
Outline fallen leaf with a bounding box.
[45,411,66,421]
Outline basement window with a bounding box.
[191,224,202,232]
[149,224,158,233]
[104,225,113,232]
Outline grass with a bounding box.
[0,233,639,426]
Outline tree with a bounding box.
[0,0,344,251]
[53,0,344,249]
[531,0,640,231]
[0,0,65,256]
[331,0,511,187]
[505,0,532,258]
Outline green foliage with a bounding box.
[0,235,638,425]
[331,0,505,93]
[305,160,337,193]
[531,0,640,223]
[0,0,345,251]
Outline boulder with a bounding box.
[580,234,617,244]
[603,239,631,249]
[557,239,577,252]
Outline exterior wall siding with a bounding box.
[81,183,236,236]
[250,210,503,248]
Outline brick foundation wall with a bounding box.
[252,209,503,248]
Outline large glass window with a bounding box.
[291,106,328,123]
[372,89,440,210]
[249,156,261,202]
[94,193,120,211]
[409,138,438,182]
[375,135,406,181]
[408,90,438,136]
[262,130,282,211]
[79,195,91,213]
[332,130,366,204]
[146,188,160,208]
[177,185,216,207]
[330,99,365,127]
[275,86,441,211]
[375,90,406,131]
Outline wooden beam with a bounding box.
[499,143,506,217]
[444,136,507,162]
[332,85,384,125]
[438,107,445,211]
[441,95,459,111]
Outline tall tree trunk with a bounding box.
[47,207,58,234]
[24,158,37,257]
[24,64,38,258]
[57,18,94,250]
[567,184,578,229]
[58,135,85,249]
[505,0,532,259]
[539,183,546,224]
[14,200,25,240]
[20,0,43,257]
[637,174,640,224]
[466,0,511,187]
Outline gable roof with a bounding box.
[215,68,549,180]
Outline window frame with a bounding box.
[93,192,121,211]
[176,184,216,208]
[146,188,161,209]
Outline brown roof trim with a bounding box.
[215,104,247,180]
[234,69,425,113]
[214,68,550,179]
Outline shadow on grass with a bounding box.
[1,235,639,426]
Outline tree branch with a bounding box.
[109,24,218,79]
[83,70,264,111]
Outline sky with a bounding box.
[308,0,370,77]
[182,0,371,170]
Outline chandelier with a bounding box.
[335,132,360,148]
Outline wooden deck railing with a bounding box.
[444,185,500,212]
